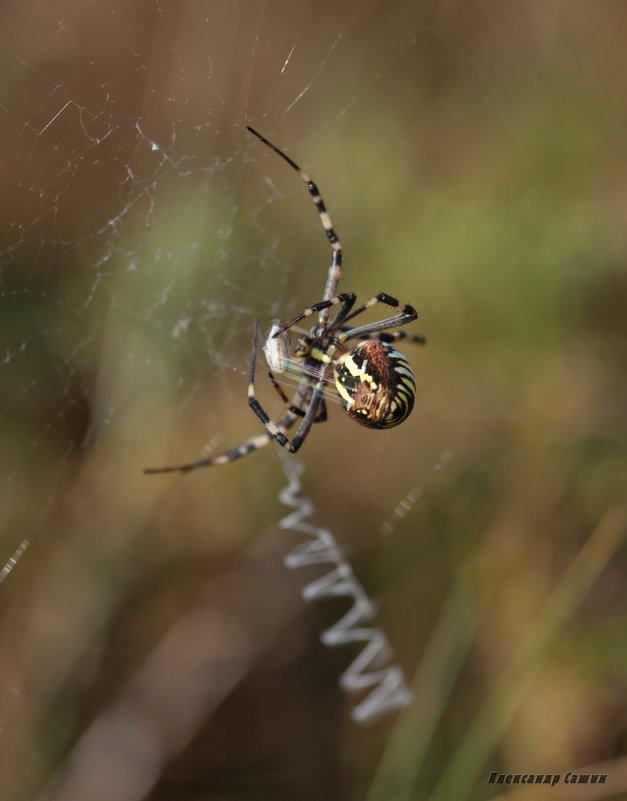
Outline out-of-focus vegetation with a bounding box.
[0,3,625,801]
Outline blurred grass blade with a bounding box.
[427,504,626,801]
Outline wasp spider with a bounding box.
[144,127,426,475]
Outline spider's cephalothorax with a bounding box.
[334,340,416,429]
[144,127,426,476]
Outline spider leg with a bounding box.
[274,292,356,338]
[336,292,418,342]
[288,380,329,452]
[246,126,343,323]
[266,370,297,409]
[143,323,306,475]
[247,321,326,453]
[248,322,296,450]
[142,410,299,474]
[315,398,328,422]
[267,371,328,422]
[340,327,427,346]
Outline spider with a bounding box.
[144,126,426,475]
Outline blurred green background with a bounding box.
[0,2,626,800]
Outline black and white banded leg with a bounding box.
[346,329,427,346]
[274,292,356,338]
[142,413,299,474]
[143,324,305,475]
[335,292,418,341]
[247,321,328,454]
[247,126,343,324]
[266,370,328,422]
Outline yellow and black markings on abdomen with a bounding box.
[334,340,415,429]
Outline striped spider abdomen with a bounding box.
[334,340,416,429]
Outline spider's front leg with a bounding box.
[246,126,344,324]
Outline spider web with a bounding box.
[2,2,627,801]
